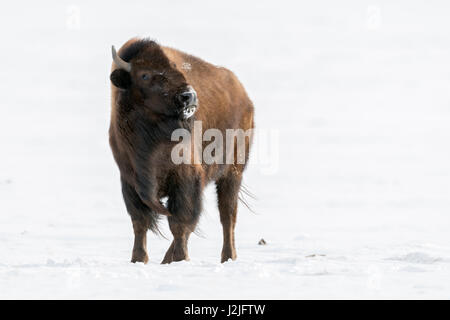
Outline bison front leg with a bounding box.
[131,219,149,263]
[216,172,242,263]
[161,176,202,264]
[161,219,194,264]
[121,177,158,264]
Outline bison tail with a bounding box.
[239,182,256,214]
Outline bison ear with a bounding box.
[110,69,131,89]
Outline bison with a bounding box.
[109,38,254,264]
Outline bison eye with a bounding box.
[142,74,149,80]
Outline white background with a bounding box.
[0,0,449,298]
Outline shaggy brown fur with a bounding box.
[109,38,254,264]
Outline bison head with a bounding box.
[110,42,197,120]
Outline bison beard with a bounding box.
[109,38,254,264]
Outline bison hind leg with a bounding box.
[216,170,243,263]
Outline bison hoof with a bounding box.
[221,250,237,263]
[161,242,189,264]
[131,249,149,264]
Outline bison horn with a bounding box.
[111,45,131,72]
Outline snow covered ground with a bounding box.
[1,0,450,299]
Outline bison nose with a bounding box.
[177,91,196,107]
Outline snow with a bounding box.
[1,0,450,299]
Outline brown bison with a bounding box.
[109,38,254,264]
